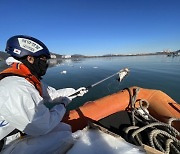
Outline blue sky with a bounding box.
[0,0,180,56]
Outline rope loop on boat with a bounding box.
[123,87,180,154]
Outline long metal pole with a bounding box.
[86,72,119,89]
[68,68,129,97]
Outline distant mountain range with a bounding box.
[0,49,179,61]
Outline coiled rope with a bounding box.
[123,87,180,154]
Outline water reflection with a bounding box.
[0,58,86,71]
[48,58,86,68]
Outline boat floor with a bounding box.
[66,122,163,154]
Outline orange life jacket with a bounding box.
[0,63,42,96]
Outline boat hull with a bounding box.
[62,86,180,132]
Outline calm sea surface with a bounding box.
[42,55,180,110]
[0,55,179,110]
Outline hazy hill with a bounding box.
[0,51,9,60]
[71,54,86,58]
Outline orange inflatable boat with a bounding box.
[63,86,180,132]
[62,86,180,153]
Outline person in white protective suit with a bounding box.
[0,35,88,154]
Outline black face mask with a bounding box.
[20,57,48,79]
[34,57,48,77]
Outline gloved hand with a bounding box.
[76,87,88,96]
[60,97,72,107]
[52,96,72,107]
[68,87,88,100]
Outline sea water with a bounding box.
[1,55,179,110]
[42,55,180,110]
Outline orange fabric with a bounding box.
[0,63,42,96]
[62,86,180,132]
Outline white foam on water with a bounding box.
[60,70,67,74]
[67,129,145,154]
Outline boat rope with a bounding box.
[123,87,180,154]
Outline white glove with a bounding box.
[76,87,88,96]
[68,87,88,100]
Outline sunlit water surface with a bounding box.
[42,55,180,110]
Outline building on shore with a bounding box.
[62,55,71,59]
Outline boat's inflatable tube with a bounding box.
[62,86,180,132]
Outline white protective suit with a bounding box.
[0,57,86,154]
